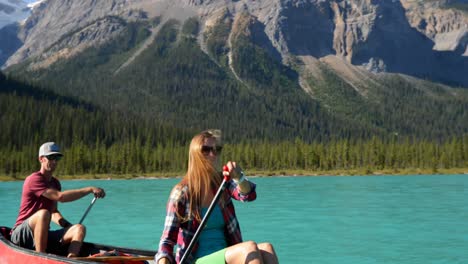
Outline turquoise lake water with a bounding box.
[1,175,468,263]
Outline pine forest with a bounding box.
[1,17,468,179]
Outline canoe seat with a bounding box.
[0,226,12,241]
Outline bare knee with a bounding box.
[243,241,263,263]
[226,241,262,264]
[74,224,86,235]
[258,242,275,253]
[258,242,279,264]
[239,241,262,262]
[29,209,51,229]
[243,241,260,252]
[71,224,86,239]
[63,224,86,243]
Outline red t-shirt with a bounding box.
[13,171,61,229]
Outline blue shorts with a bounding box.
[11,219,66,254]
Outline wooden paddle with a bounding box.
[179,166,231,264]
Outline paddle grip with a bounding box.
[223,165,230,181]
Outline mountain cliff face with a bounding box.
[4,0,132,67]
[3,0,467,87]
[3,0,467,140]
[402,0,467,54]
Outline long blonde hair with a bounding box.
[177,130,223,222]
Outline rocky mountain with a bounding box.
[2,0,467,86]
[1,0,468,140]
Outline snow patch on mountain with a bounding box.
[27,0,44,9]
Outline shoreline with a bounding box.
[1,168,468,181]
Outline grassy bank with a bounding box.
[1,168,468,181]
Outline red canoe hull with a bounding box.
[0,226,155,264]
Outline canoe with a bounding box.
[0,226,156,264]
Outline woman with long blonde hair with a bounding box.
[156,130,279,264]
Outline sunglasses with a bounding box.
[46,155,62,161]
[201,145,223,155]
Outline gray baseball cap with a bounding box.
[39,142,63,157]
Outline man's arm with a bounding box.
[52,210,72,228]
[42,187,105,203]
[50,202,72,228]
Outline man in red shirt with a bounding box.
[11,142,106,257]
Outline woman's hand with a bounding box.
[224,161,242,181]
[224,161,251,193]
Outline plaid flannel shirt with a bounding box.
[155,179,257,264]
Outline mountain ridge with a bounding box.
[3,0,467,87]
